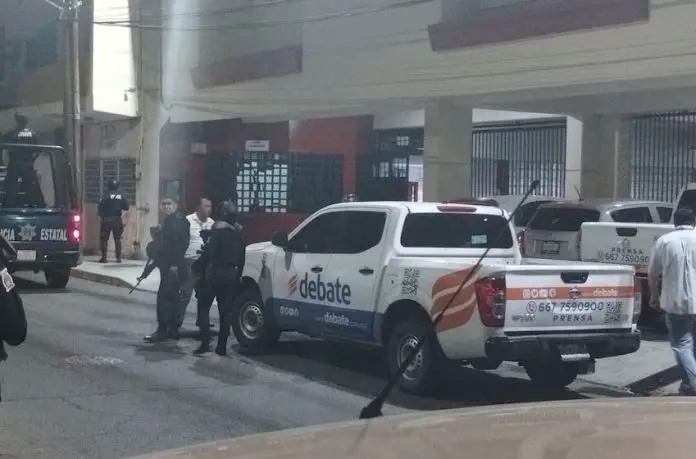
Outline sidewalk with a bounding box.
[71,256,160,292]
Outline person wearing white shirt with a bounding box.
[648,207,696,395]
[175,198,214,330]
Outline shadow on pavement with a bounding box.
[238,337,590,412]
[13,276,69,295]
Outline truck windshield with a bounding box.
[676,189,696,214]
[400,213,514,248]
[0,147,73,209]
[528,206,600,232]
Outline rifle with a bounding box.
[129,258,157,294]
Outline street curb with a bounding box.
[70,269,134,290]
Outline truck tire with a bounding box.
[386,319,442,395]
[45,268,70,289]
[230,288,280,353]
[524,361,579,390]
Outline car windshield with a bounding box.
[0,147,73,209]
[400,212,514,248]
[528,206,600,232]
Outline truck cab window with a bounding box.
[288,212,342,253]
[610,206,653,223]
[334,211,387,254]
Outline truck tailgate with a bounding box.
[579,222,673,274]
[501,264,637,333]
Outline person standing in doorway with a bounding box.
[648,207,696,395]
[98,180,129,263]
[144,196,190,343]
[176,197,215,331]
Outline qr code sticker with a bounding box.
[603,301,622,324]
[401,268,420,296]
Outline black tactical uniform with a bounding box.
[191,201,245,355]
[0,240,27,401]
[144,211,190,342]
[98,180,129,263]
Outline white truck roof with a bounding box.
[322,201,510,217]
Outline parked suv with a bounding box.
[522,199,673,260]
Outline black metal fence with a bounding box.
[204,151,343,214]
[631,112,696,202]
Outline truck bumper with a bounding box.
[8,250,81,272]
[485,330,641,362]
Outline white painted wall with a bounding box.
[91,0,138,117]
[169,0,696,120]
[373,109,560,129]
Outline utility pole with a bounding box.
[61,0,82,211]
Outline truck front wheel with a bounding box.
[45,268,71,289]
[386,319,442,395]
[230,288,280,353]
[524,361,579,390]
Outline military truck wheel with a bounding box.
[230,288,280,353]
[45,268,70,289]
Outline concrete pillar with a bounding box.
[565,114,631,199]
[422,101,473,201]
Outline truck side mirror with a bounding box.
[271,231,289,249]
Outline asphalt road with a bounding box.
[0,275,636,459]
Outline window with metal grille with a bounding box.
[84,158,136,204]
[235,151,343,214]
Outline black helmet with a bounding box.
[217,200,238,223]
[107,180,119,191]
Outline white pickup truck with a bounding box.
[580,184,696,322]
[232,201,641,394]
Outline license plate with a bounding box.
[17,250,36,261]
[540,241,560,255]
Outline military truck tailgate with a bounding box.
[501,263,637,333]
[0,209,80,261]
[579,222,673,275]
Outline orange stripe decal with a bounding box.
[506,286,633,301]
[430,267,481,333]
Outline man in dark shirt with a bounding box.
[98,180,129,263]
[144,196,190,342]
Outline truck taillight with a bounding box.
[575,232,582,260]
[475,275,506,327]
[633,277,642,324]
[70,211,81,243]
[517,230,525,256]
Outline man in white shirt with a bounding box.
[175,198,214,330]
[648,207,696,395]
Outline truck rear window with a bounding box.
[400,213,513,249]
[676,190,696,214]
[528,207,600,232]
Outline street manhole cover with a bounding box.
[64,355,124,366]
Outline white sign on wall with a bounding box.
[245,140,270,152]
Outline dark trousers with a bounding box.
[200,282,236,348]
[99,217,123,260]
[156,263,188,332]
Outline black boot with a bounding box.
[193,343,211,355]
[99,239,108,263]
[167,327,180,341]
[144,327,168,343]
[115,238,122,263]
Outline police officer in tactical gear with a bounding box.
[144,196,190,343]
[191,199,245,355]
[98,180,129,263]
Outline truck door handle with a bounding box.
[359,268,374,275]
[311,266,323,273]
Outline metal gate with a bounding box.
[356,153,410,201]
[472,119,567,197]
[631,112,696,202]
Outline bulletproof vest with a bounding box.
[145,239,162,261]
[101,194,125,218]
[206,223,245,281]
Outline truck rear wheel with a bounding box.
[45,268,70,289]
[230,288,280,353]
[524,361,579,390]
[386,319,442,395]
